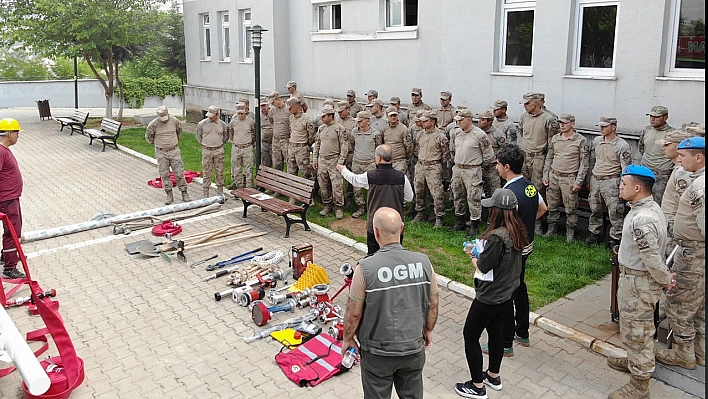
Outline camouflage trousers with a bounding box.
[649,169,671,206]
[547,172,579,229]
[271,137,289,171]
[482,164,501,200]
[231,145,254,189]
[156,147,187,191]
[352,158,376,207]
[287,144,314,180]
[618,269,662,379]
[393,158,408,174]
[406,156,417,196]
[317,158,344,207]
[201,147,225,192]
[261,140,273,168]
[451,166,483,221]
[588,176,624,240]
[665,243,705,344]
[522,151,546,199]
[414,163,445,217]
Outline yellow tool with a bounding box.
[290,262,329,292]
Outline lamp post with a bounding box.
[248,24,268,171]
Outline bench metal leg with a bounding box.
[59,123,66,132]
[300,209,311,232]
[282,211,311,239]
[240,200,252,218]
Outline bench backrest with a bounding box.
[255,166,315,204]
[73,110,90,123]
[100,118,122,135]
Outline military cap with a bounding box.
[157,106,169,121]
[390,96,401,104]
[597,117,618,127]
[205,105,219,118]
[440,91,452,100]
[655,129,693,146]
[236,108,247,114]
[347,90,356,97]
[355,111,372,121]
[622,165,656,181]
[678,137,705,149]
[320,105,337,116]
[366,90,379,97]
[238,97,249,103]
[259,97,269,104]
[412,109,427,122]
[685,124,705,136]
[235,101,247,109]
[268,91,281,103]
[521,92,544,103]
[386,106,399,115]
[285,97,301,107]
[411,88,423,95]
[454,109,473,121]
[366,99,384,108]
[323,98,336,106]
[417,110,434,121]
[646,106,669,117]
[478,110,494,120]
[482,188,518,210]
[285,81,297,88]
[558,114,576,123]
[336,101,350,112]
[493,100,508,110]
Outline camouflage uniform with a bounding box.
[287,112,317,180]
[228,116,256,189]
[313,121,349,208]
[195,117,228,194]
[519,109,559,197]
[268,103,291,171]
[449,126,495,222]
[369,114,388,135]
[542,131,590,231]
[349,101,364,120]
[588,136,633,241]
[147,116,188,194]
[616,196,670,380]
[493,116,520,146]
[414,127,450,217]
[639,123,675,205]
[435,105,455,129]
[661,165,694,255]
[350,126,383,207]
[408,120,424,194]
[260,108,273,168]
[339,114,357,197]
[408,101,432,117]
[381,122,413,173]
[481,124,507,199]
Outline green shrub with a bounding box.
[121,76,183,108]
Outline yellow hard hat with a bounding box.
[0,118,22,132]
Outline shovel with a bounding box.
[175,226,254,263]
[176,232,268,263]
[136,245,172,263]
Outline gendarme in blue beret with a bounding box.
[678,137,705,150]
[622,165,656,181]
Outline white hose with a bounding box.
[251,250,284,266]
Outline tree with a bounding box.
[155,2,187,83]
[0,45,49,81]
[0,0,162,117]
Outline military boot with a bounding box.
[427,213,437,223]
[695,333,705,367]
[534,221,544,236]
[434,217,445,228]
[585,233,602,245]
[566,228,575,243]
[607,356,629,373]
[181,190,191,202]
[335,206,344,219]
[319,204,333,216]
[543,223,557,237]
[467,220,480,238]
[164,190,174,205]
[608,376,650,399]
[412,212,426,222]
[448,215,467,232]
[404,207,417,217]
[656,341,697,370]
[352,205,366,219]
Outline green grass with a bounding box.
[118,125,612,311]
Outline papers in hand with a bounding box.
[250,193,274,200]
[472,239,494,282]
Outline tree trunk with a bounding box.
[116,61,124,119]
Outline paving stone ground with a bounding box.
[0,108,694,398]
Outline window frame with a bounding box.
[219,12,230,62]
[384,0,417,30]
[201,13,211,61]
[240,9,252,63]
[665,0,705,78]
[317,3,342,32]
[499,0,536,74]
[571,0,619,76]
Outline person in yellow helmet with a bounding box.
[0,118,26,279]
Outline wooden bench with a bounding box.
[231,166,316,238]
[85,118,122,152]
[56,109,90,136]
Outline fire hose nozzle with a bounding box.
[340,263,354,278]
[296,297,312,309]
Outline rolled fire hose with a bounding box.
[22,195,225,243]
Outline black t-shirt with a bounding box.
[504,176,539,255]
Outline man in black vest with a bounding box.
[337,144,414,255]
[494,145,547,356]
[343,207,439,399]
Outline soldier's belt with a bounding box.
[649,168,673,176]
[593,174,621,180]
[455,164,481,170]
[393,157,407,163]
[290,142,310,147]
[232,143,253,149]
[676,239,705,249]
[552,170,577,178]
[420,160,442,166]
[619,266,650,276]
[353,158,375,164]
[201,145,222,151]
[320,154,339,160]
[523,150,546,157]
[156,145,178,152]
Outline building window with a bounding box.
[385,0,417,28]
[500,0,535,72]
[240,9,252,63]
[220,12,230,62]
[318,4,342,31]
[201,13,211,60]
[666,0,705,77]
[573,1,618,75]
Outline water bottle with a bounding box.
[341,347,357,368]
[463,241,474,254]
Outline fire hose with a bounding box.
[251,298,298,326]
[243,309,319,343]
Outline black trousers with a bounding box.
[463,298,512,383]
[503,255,529,348]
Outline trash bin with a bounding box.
[36,99,52,121]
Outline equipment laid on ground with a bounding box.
[203,256,260,282]
[147,171,202,188]
[205,248,263,271]
[275,333,347,387]
[243,310,319,343]
[328,320,344,341]
[151,220,182,237]
[188,254,218,269]
[125,223,247,254]
[290,263,329,292]
[290,243,313,280]
[330,263,353,301]
[252,299,297,326]
[5,289,56,308]
[0,306,50,395]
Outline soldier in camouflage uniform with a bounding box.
[518,92,559,235]
[586,117,633,246]
[656,137,705,370]
[286,97,316,182]
[349,111,383,218]
[412,111,450,228]
[228,107,256,189]
[606,165,674,399]
[259,98,273,168]
[195,105,228,197]
[285,81,308,113]
[346,90,364,119]
[447,109,495,237]
[366,89,378,105]
[366,99,388,134]
[389,96,408,127]
[238,97,256,121]
[381,106,413,173]
[435,91,455,129]
[492,100,520,146]
[337,101,357,200]
[478,110,507,201]
[267,92,291,171]
[542,114,590,243]
[405,109,426,217]
[408,88,432,117]
[313,105,349,219]
[639,106,675,205]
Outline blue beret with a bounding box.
[678,137,705,150]
[622,165,656,181]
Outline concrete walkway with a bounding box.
[0,107,696,398]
